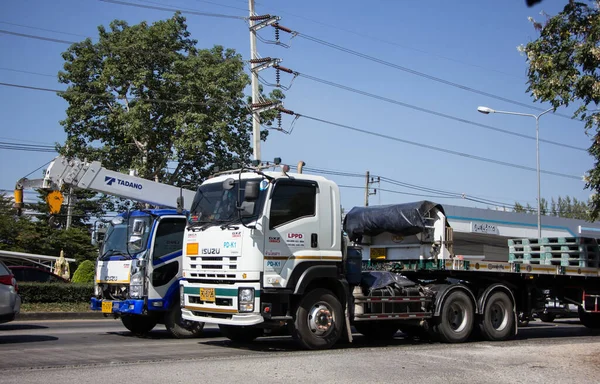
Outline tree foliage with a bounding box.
[0,194,98,263]
[513,195,590,220]
[57,13,283,187]
[521,1,600,218]
[72,260,95,283]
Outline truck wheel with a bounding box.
[293,289,343,350]
[538,312,556,323]
[218,324,263,343]
[479,291,515,341]
[355,322,398,340]
[165,305,205,339]
[578,306,600,329]
[121,315,158,336]
[434,290,474,343]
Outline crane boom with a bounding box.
[15,156,195,214]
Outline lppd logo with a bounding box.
[105,176,116,185]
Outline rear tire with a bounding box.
[293,289,343,350]
[538,312,556,323]
[479,291,515,341]
[165,303,204,339]
[434,290,474,343]
[355,322,398,340]
[219,324,263,343]
[578,306,600,329]
[121,315,158,336]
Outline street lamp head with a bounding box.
[477,106,495,114]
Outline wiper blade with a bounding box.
[101,249,131,259]
[218,218,240,230]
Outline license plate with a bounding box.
[200,288,215,302]
[101,301,113,313]
[370,247,387,260]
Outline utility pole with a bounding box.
[66,186,74,229]
[364,172,380,206]
[364,171,370,206]
[249,0,261,162]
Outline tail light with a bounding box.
[0,275,18,292]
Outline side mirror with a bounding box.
[244,181,260,201]
[239,201,255,218]
[176,195,184,214]
[223,178,235,190]
[131,219,146,236]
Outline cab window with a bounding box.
[269,183,316,229]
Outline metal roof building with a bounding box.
[444,204,600,261]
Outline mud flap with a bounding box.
[344,303,353,343]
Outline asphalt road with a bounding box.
[1,318,600,383]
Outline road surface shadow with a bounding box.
[0,335,58,344]
[107,327,222,340]
[201,323,600,352]
[0,324,48,331]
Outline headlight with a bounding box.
[129,271,144,299]
[180,284,185,307]
[238,288,254,312]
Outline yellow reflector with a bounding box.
[370,247,387,260]
[14,188,23,205]
[46,191,64,214]
[186,243,199,255]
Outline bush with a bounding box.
[72,260,95,283]
[18,282,94,303]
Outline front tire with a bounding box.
[293,289,343,350]
[479,291,515,341]
[121,315,158,336]
[165,304,205,339]
[434,290,474,343]
[219,324,263,343]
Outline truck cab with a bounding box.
[92,209,203,338]
[180,168,344,330]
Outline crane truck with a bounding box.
[179,160,600,349]
[15,155,204,338]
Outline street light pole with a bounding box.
[477,106,554,239]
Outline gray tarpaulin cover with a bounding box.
[343,200,445,242]
[361,271,415,291]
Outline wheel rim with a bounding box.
[447,302,468,332]
[489,301,509,331]
[308,301,335,337]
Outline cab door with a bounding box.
[146,216,186,309]
[262,180,320,287]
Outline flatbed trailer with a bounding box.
[179,164,600,349]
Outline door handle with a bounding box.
[311,233,318,248]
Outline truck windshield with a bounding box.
[189,178,265,226]
[100,216,152,259]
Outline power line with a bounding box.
[0,67,56,78]
[294,114,583,180]
[295,72,585,152]
[99,0,246,20]
[294,32,573,120]
[0,29,76,44]
[0,21,89,38]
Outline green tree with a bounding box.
[72,260,95,283]
[57,13,283,187]
[521,1,600,219]
[513,202,526,213]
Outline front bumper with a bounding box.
[181,281,263,326]
[90,298,145,315]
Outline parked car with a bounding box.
[0,260,21,324]
[7,266,69,283]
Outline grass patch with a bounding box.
[20,302,92,313]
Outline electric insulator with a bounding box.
[275,68,281,87]
[277,110,282,130]
[275,27,280,42]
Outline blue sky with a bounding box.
[0,0,594,215]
